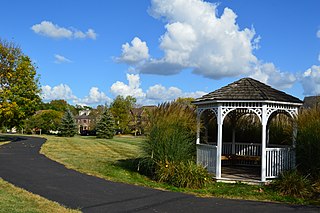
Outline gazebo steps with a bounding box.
[215,177,268,185]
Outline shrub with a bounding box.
[144,102,197,165]
[141,102,210,189]
[272,170,312,198]
[296,108,320,178]
[312,179,320,199]
[155,161,211,188]
[146,123,196,164]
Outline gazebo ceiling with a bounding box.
[194,78,303,104]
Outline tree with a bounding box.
[41,99,78,116]
[175,97,195,107]
[96,108,115,139]
[110,95,136,133]
[88,105,106,130]
[25,110,63,134]
[129,107,144,136]
[59,108,77,137]
[0,39,41,128]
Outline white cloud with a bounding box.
[86,29,97,40]
[41,74,206,106]
[41,84,111,106]
[117,37,149,64]
[31,21,97,40]
[139,59,184,75]
[74,28,97,40]
[317,30,320,38]
[110,74,146,99]
[318,53,320,62]
[75,87,112,106]
[146,84,205,101]
[54,54,72,63]
[116,0,294,91]
[301,65,320,96]
[41,84,77,101]
[109,73,206,105]
[184,91,207,99]
[136,0,258,77]
[146,84,182,100]
[250,62,296,89]
[31,21,72,39]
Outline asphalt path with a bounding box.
[0,136,319,213]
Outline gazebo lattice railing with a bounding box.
[196,143,296,179]
[193,78,303,182]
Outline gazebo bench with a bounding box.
[221,155,261,165]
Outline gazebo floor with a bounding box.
[220,165,261,183]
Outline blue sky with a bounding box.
[1,0,320,106]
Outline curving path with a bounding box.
[0,136,319,213]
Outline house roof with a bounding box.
[303,96,320,108]
[194,78,303,104]
[75,114,92,119]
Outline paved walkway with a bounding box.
[0,136,319,213]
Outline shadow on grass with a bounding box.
[115,158,155,178]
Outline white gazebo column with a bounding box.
[261,104,267,182]
[216,106,223,179]
[266,128,270,147]
[232,127,236,154]
[292,121,297,148]
[196,110,201,145]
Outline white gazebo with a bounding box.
[193,78,303,183]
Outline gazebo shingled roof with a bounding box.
[194,78,303,104]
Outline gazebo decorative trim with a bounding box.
[193,78,303,182]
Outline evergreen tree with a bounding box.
[59,108,77,137]
[96,108,115,139]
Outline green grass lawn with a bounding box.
[0,178,80,213]
[0,138,80,213]
[40,135,319,205]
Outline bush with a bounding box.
[296,108,320,178]
[146,123,195,164]
[272,170,312,198]
[144,102,197,164]
[155,161,211,188]
[140,102,210,189]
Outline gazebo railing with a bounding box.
[196,144,217,173]
[197,143,295,178]
[209,142,261,156]
[266,147,295,178]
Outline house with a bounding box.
[129,105,156,135]
[75,109,95,134]
[303,96,320,109]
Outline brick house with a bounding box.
[75,109,95,134]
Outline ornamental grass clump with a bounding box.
[141,102,210,189]
[272,170,312,198]
[155,161,211,188]
[296,107,320,178]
